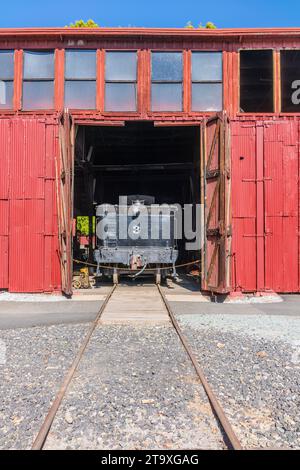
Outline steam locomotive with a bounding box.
[94,195,178,284]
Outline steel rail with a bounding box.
[31,283,117,450]
[157,284,242,450]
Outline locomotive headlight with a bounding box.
[132,224,141,235]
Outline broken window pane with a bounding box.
[0,50,14,80]
[0,81,13,108]
[240,50,273,113]
[192,52,222,81]
[22,81,54,110]
[151,83,182,111]
[281,50,300,112]
[192,83,222,111]
[152,52,182,82]
[105,52,137,81]
[65,80,96,109]
[23,51,54,79]
[65,50,96,79]
[105,83,136,111]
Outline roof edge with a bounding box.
[0,26,300,38]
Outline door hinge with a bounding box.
[242,177,272,182]
[243,232,272,238]
[38,176,55,181]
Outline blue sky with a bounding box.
[0,0,299,28]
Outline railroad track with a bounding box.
[31,282,242,450]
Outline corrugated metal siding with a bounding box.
[264,121,299,292]
[1,112,300,293]
[231,122,257,291]
[0,116,60,293]
[231,119,300,293]
[0,200,9,288]
[9,199,45,292]
[0,120,10,288]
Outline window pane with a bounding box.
[0,81,13,108]
[0,51,14,80]
[105,83,136,111]
[192,52,222,81]
[65,81,96,109]
[240,50,273,112]
[152,52,182,81]
[105,52,137,81]
[281,50,300,112]
[151,83,182,111]
[65,50,96,79]
[192,83,222,111]
[23,51,54,79]
[23,81,54,109]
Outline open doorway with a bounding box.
[72,121,201,286]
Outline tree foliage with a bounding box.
[185,21,217,29]
[76,216,95,235]
[67,19,99,28]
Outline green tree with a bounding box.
[204,21,217,29]
[76,216,96,235]
[185,21,195,29]
[67,19,99,28]
[185,21,217,29]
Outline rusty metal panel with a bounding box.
[0,236,8,288]
[0,119,10,288]
[231,123,256,218]
[6,116,61,293]
[264,121,299,292]
[0,200,8,235]
[231,121,257,291]
[44,122,58,292]
[0,200,9,288]
[232,119,300,293]
[265,216,298,292]
[10,119,45,200]
[232,218,257,291]
[9,199,45,292]
[0,119,10,200]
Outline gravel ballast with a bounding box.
[175,312,300,449]
[45,325,225,450]
[1,294,299,450]
[0,323,89,449]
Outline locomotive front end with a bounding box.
[94,195,178,283]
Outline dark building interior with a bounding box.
[73,122,201,266]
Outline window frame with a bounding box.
[279,48,300,115]
[191,50,223,112]
[0,49,15,110]
[238,48,275,115]
[22,50,55,111]
[150,50,183,113]
[64,49,97,110]
[104,50,138,113]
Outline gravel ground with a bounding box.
[45,325,225,450]
[0,292,67,302]
[0,323,89,449]
[176,312,300,449]
[2,295,299,450]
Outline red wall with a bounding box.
[0,117,61,292]
[1,115,299,293]
[231,119,300,292]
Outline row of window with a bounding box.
[240,50,300,113]
[1,49,300,113]
[0,50,222,112]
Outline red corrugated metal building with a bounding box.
[0,27,300,294]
